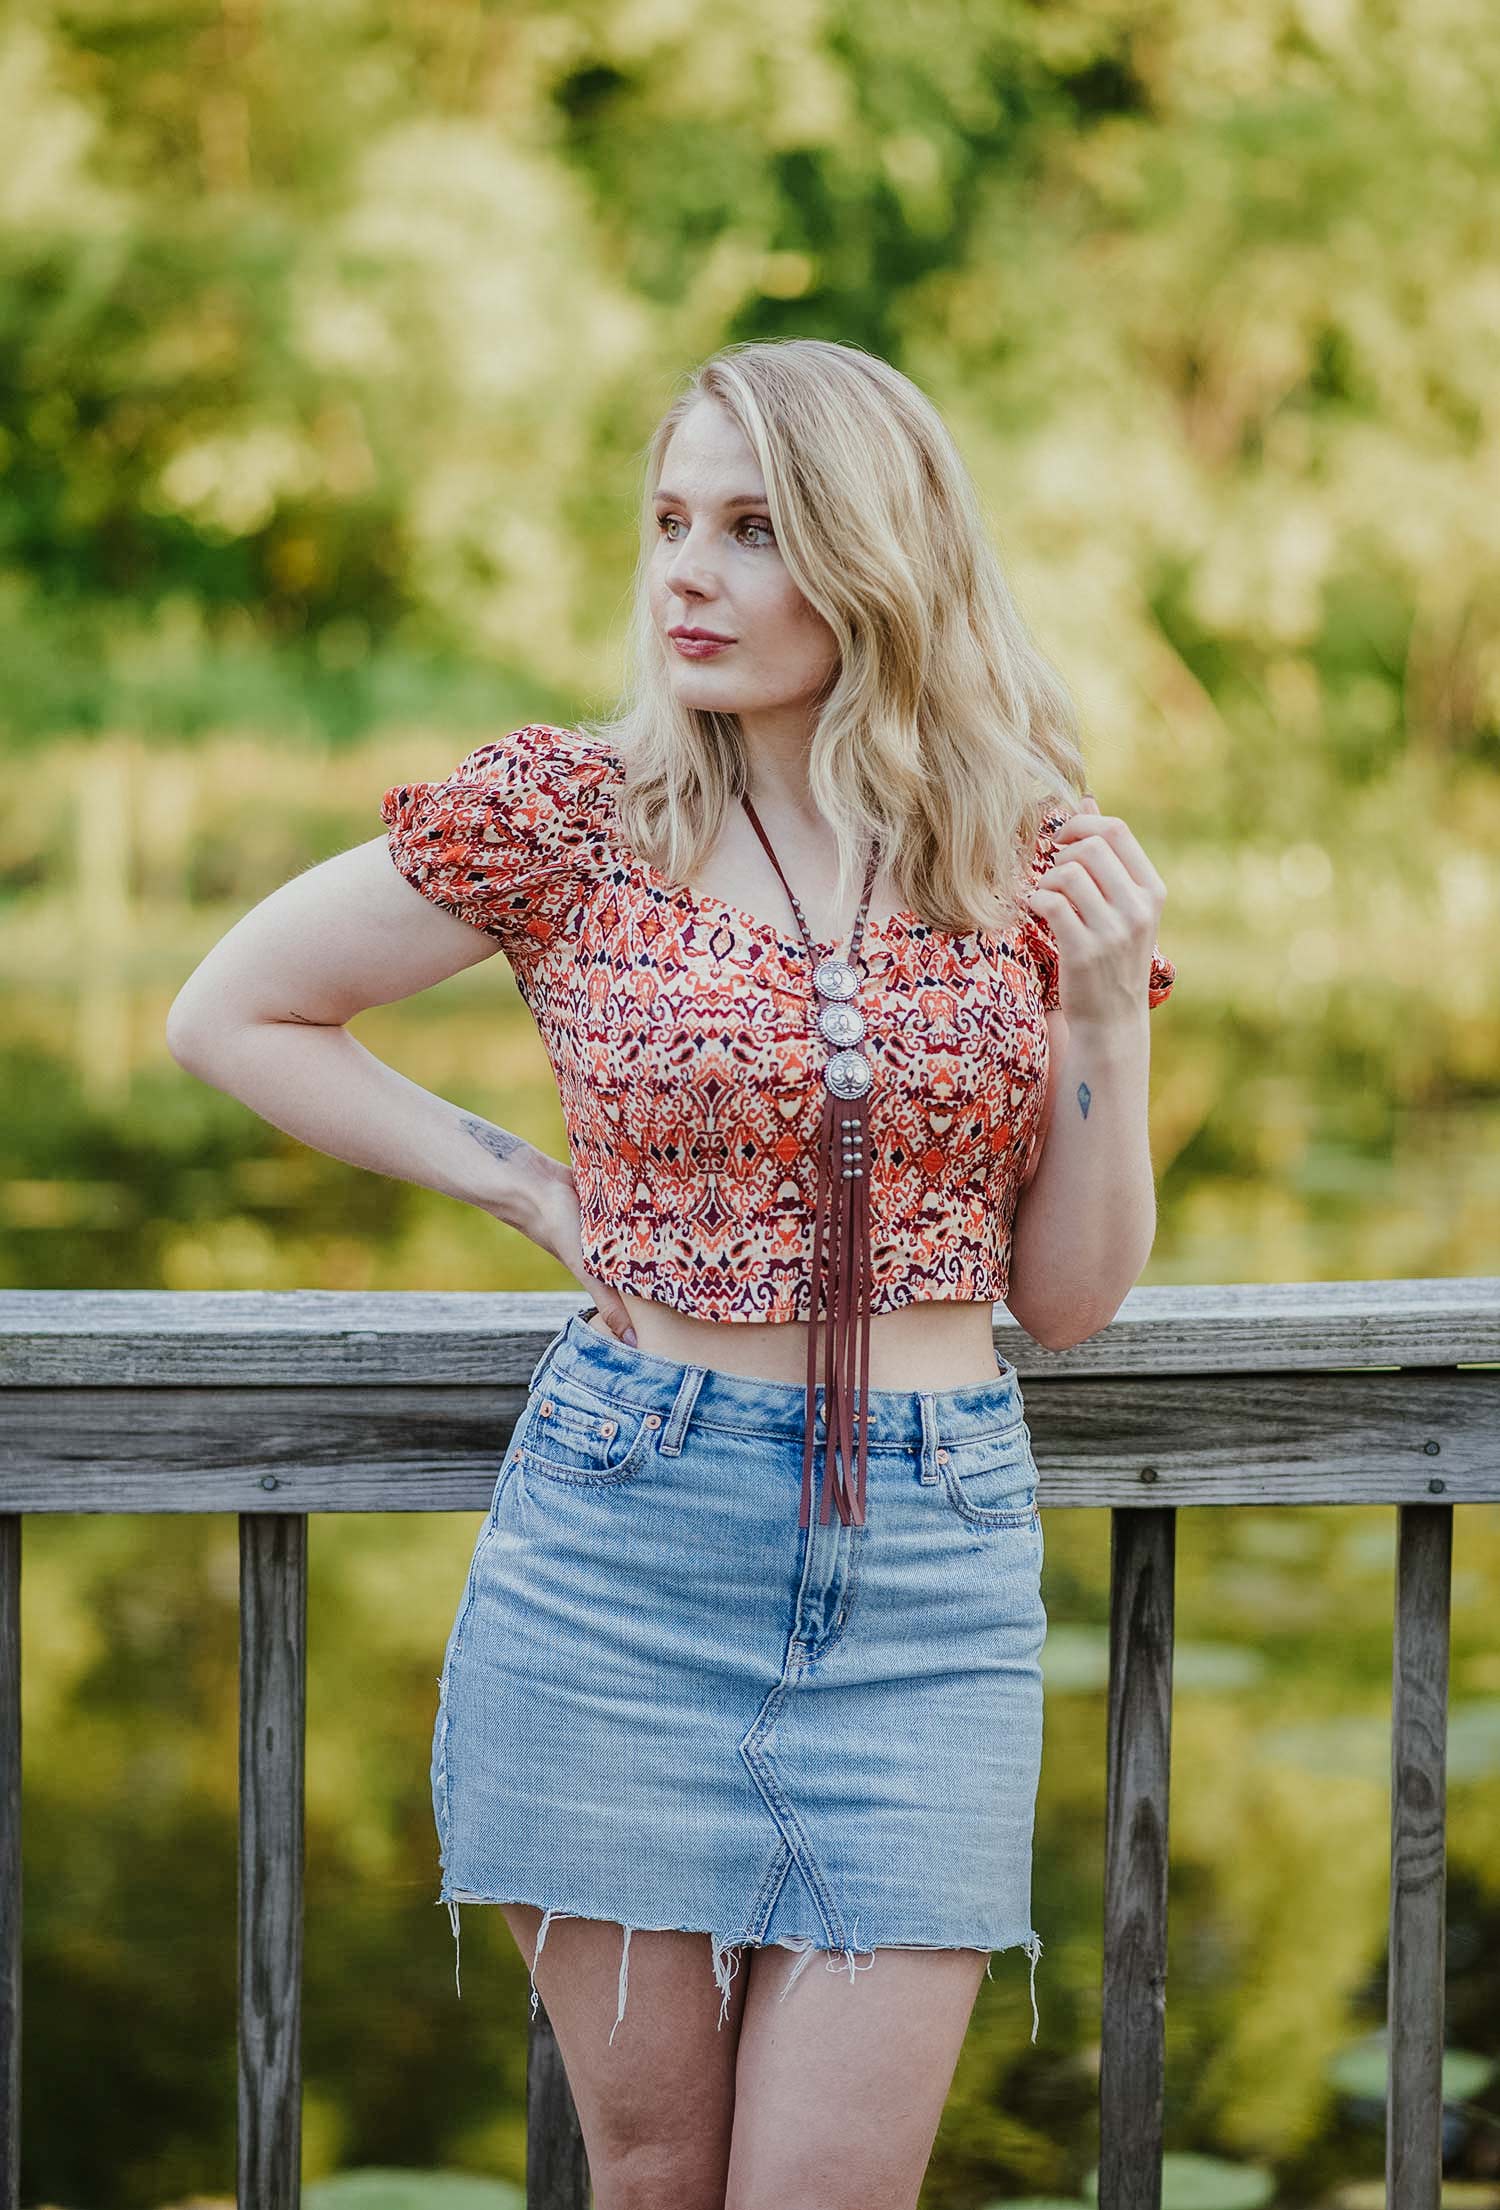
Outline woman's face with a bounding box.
[648,400,839,727]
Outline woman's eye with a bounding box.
[655,515,775,546]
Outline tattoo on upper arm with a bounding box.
[1076,1081,1092,1119]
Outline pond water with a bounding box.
[7,737,1497,2207]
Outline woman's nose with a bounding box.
[666,534,719,594]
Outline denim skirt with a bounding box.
[430,1306,1047,2044]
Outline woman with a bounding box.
[167,336,1174,2210]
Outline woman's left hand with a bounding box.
[1024,793,1168,1027]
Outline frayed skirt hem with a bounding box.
[435,1888,1043,2045]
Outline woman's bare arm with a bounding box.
[164,834,565,1238]
[1005,1004,1157,1353]
[1003,798,1168,1352]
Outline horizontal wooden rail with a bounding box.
[1,1280,1497,2210]
[3,1277,1499,1385]
[1,1281,1497,1515]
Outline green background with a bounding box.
[3,0,1497,2201]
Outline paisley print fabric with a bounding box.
[381,724,1176,1324]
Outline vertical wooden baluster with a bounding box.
[0,1515,20,2210]
[1388,1500,1451,2210]
[527,2001,591,2209]
[239,1511,307,2210]
[1100,1504,1176,2210]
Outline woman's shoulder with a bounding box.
[440,721,620,800]
[382,722,621,841]
[378,723,622,952]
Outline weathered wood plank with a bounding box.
[1099,1506,1175,2210]
[0,1518,19,2210]
[1,1369,1495,1511]
[526,2003,591,2210]
[238,1514,306,2210]
[1387,1502,1451,2210]
[1,1279,1498,1385]
[0,1290,578,1387]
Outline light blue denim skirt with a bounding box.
[431,1307,1047,2044]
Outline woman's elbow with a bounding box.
[1011,1313,1088,1355]
[164,965,261,1073]
[1003,1274,1115,1354]
[165,996,227,1075]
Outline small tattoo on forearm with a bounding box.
[1076,1080,1092,1119]
[461,1116,528,1163]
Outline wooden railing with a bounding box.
[2,1280,1497,2210]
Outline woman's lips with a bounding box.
[671,636,734,658]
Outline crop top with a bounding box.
[380,722,1175,1324]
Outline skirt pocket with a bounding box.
[935,1416,1039,1531]
[517,1374,659,1487]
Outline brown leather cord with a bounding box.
[739,796,882,1530]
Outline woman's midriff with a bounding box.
[601,1294,1010,1392]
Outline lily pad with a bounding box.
[1171,1641,1267,1691]
[978,2200,1086,2210]
[1039,1624,1265,1693]
[1039,1623,1112,1691]
[1265,1700,1500,1785]
[1447,1698,1500,1781]
[1326,2184,1500,2210]
[303,2173,524,2210]
[1328,2029,1497,2104]
[1083,2152,1276,2210]
[1261,1715,1389,1784]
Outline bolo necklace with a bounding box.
[738,793,882,1531]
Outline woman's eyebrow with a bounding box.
[653,488,770,509]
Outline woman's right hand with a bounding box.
[523,1160,638,1346]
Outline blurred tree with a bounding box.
[0,0,1494,792]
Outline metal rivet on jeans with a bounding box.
[644,1412,662,1428]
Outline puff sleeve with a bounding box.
[1018,805,1176,1014]
[380,724,614,962]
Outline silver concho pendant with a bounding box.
[818,1000,867,1048]
[813,957,859,1002]
[825,1049,873,1099]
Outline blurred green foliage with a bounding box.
[3,0,1498,810]
[4,0,1499,2203]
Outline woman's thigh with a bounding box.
[501,1904,748,2208]
[725,1941,991,2210]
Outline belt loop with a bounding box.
[527,1319,570,1395]
[917,1391,940,1485]
[658,1363,707,1458]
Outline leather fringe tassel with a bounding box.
[800,1085,874,1529]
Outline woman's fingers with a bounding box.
[584,1282,638,1346]
[1025,797,1169,1022]
[537,1184,641,1348]
[1052,807,1167,902]
[1031,844,1114,926]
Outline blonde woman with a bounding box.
[167,337,1174,2210]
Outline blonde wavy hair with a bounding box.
[579,336,1089,937]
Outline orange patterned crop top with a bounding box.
[380,723,1175,1324]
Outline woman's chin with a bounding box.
[670,667,751,703]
